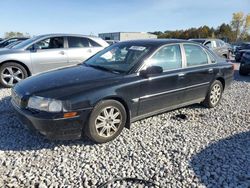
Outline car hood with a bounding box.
[0,48,23,55]
[14,65,122,99]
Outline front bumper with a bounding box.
[12,100,92,140]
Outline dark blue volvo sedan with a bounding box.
[11,39,234,143]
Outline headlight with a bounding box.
[27,96,63,112]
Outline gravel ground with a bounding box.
[0,69,249,188]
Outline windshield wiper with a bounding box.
[85,64,122,74]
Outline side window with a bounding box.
[148,44,182,71]
[184,44,208,66]
[68,37,90,48]
[34,37,64,50]
[88,39,101,47]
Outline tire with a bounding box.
[239,66,248,76]
[223,54,227,59]
[85,100,127,143]
[0,62,28,88]
[202,80,223,108]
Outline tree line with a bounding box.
[150,12,250,43]
[3,12,250,43]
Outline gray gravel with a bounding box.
[0,69,249,188]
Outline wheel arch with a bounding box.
[0,60,31,76]
[100,96,131,129]
[215,77,225,90]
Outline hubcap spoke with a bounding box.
[6,67,14,75]
[111,124,118,132]
[14,76,21,82]
[8,77,14,85]
[2,74,11,78]
[103,109,109,118]
[99,127,107,135]
[113,112,120,119]
[113,119,121,124]
[106,127,111,136]
[97,115,105,122]
[14,70,22,76]
[96,122,105,129]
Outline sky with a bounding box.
[0,0,249,38]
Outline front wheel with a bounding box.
[85,100,127,143]
[0,62,28,88]
[202,80,223,108]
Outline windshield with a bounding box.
[0,39,8,44]
[5,41,21,49]
[12,36,39,49]
[84,43,151,73]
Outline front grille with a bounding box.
[11,90,22,107]
[11,89,27,108]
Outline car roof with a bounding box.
[36,33,99,39]
[118,39,193,47]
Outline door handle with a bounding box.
[208,68,213,73]
[87,49,92,53]
[178,73,185,77]
[59,51,65,55]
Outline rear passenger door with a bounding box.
[179,44,215,103]
[66,36,102,66]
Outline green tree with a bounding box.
[231,12,250,41]
[215,23,234,42]
[4,31,30,38]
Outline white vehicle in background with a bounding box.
[0,34,109,87]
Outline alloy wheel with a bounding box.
[1,66,24,86]
[210,84,221,106]
[95,106,122,138]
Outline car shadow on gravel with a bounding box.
[0,96,95,151]
[234,70,250,83]
[190,131,250,188]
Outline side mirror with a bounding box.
[30,44,41,52]
[139,66,163,78]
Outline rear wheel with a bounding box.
[85,100,127,143]
[0,62,28,88]
[202,80,223,108]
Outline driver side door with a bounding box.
[30,37,68,74]
[137,44,185,116]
